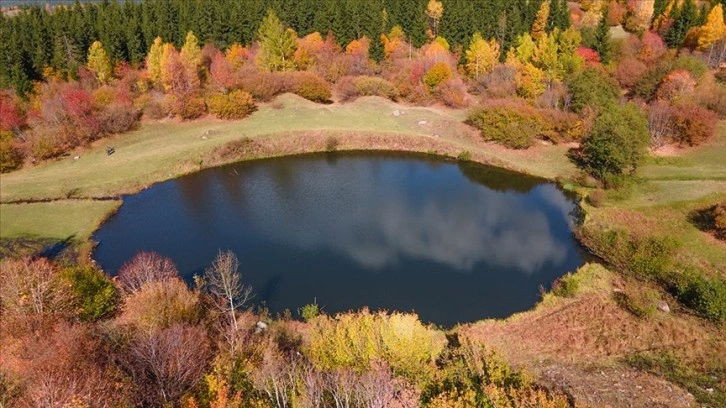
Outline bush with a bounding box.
[634,60,673,100]
[118,279,200,332]
[671,104,718,146]
[287,71,331,103]
[353,76,399,101]
[324,136,339,152]
[206,90,257,120]
[670,269,726,323]
[672,55,708,80]
[539,109,585,143]
[690,202,726,240]
[238,71,285,101]
[552,272,580,297]
[465,100,544,149]
[300,303,319,322]
[566,67,620,113]
[436,78,469,107]
[0,130,23,173]
[59,266,118,321]
[613,286,659,318]
[423,62,453,90]
[579,103,650,181]
[306,309,446,383]
[98,104,140,134]
[472,65,517,98]
[174,95,207,120]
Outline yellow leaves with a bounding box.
[531,1,551,41]
[423,62,453,90]
[465,32,500,77]
[345,36,370,56]
[146,37,164,86]
[87,41,112,84]
[381,25,407,59]
[180,31,202,70]
[515,63,546,99]
[425,0,443,21]
[698,4,726,51]
[294,32,324,70]
[225,43,249,69]
[305,309,445,383]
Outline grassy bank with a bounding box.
[0,94,576,245]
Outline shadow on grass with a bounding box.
[0,235,77,261]
[687,203,726,241]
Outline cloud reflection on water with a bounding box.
[223,158,575,274]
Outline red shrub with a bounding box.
[671,104,718,146]
[614,57,648,89]
[238,71,285,101]
[209,51,237,92]
[98,104,141,134]
[577,47,601,65]
[0,92,25,131]
[436,78,470,108]
[173,94,207,120]
[656,69,696,102]
[639,31,667,63]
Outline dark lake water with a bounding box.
[93,153,586,326]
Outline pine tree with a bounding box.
[256,10,297,72]
[87,40,112,83]
[594,5,611,63]
[531,1,550,41]
[548,0,571,31]
[665,0,698,48]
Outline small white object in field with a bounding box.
[73,156,80,160]
[392,110,401,116]
[418,120,427,126]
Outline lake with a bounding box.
[93,153,586,326]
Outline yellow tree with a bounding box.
[465,32,500,77]
[697,4,726,66]
[180,31,202,71]
[426,0,444,38]
[146,37,164,87]
[380,25,407,59]
[531,1,551,41]
[225,43,249,70]
[86,41,112,84]
[255,10,297,72]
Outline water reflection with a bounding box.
[207,156,573,273]
[93,153,585,325]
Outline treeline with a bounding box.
[0,0,573,94]
[0,251,574,407]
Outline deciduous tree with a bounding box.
[465,33,500,77]
[86,41,112,84]
[256,10,297,72]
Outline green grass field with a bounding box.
[1,94,723,261]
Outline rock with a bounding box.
[433,134,440,138]
[255,321,268,334]
[657,301,670,313]
[706,388,714,394]
[73,156,80,160]
[417,120,427,126]
[392,110,401,117]
[201,135,208,140]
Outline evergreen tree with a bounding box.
[594,5,612,63]
[548,0,571,31]
[665,0,698,48]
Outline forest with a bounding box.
[1,0,726,407]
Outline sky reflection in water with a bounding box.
[93,153,585,326]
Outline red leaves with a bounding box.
[577,47,601,65]
[0,92,25,131]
